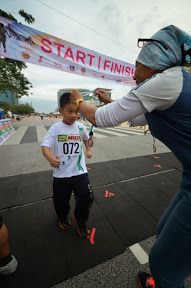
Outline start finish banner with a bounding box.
[0,16,135,85]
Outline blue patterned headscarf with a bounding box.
[136,25,191,70]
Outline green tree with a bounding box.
[13,103,35,115]
[0,9,35,98]
[0,102,35,115]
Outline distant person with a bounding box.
[40,114,43,120]
[41,92,94,239]
[7,110,12,119]
[70,25,191,287]
[0,215,18,274]
[0,108,4,120]
[16,115,21,121]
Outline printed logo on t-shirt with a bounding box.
[58,134,81,142]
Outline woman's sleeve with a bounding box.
[95,67,183,127]
[130,115,148,126]
[95,92,147,127]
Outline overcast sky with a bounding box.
[1,0,191,112]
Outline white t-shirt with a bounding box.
[41,121,89,178]
[7,111,12,118]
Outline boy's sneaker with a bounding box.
[0,255,18,275]
[76,220,88,239]
[138,272,155,288]
[58,216,71,230]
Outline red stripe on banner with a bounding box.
[98,56,101,70]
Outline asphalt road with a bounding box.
[1,117,190,288]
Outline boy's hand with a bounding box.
[86,149,92,159]
[88,138,94,147]
[49,156,60,168]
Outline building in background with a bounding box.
[0,90,18,105]
[57,88,111,108]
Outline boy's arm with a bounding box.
[83,139,92,159]
[41,146,60,168]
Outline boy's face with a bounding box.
[60,103,79,125]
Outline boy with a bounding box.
[41,92,93,239]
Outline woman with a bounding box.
[71,25,191,288]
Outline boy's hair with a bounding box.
[59,92,71,108]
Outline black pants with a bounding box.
[53,173,94,222]
[0,215,3,229]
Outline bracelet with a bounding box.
[75,98,84,109]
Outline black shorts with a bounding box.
[0,215,3,229]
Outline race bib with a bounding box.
[57,134,81,157]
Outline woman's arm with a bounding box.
[71,89,147,127]
[78,101,97,125]
[128,115,148,127]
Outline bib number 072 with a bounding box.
[63,142,80,154]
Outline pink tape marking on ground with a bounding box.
[105,190,115,198]
[90,228,96,245]
[105,190,109,198]
[108,192,115,196]
[154,164,161,168]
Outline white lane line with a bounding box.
[108,127,144,135]
[36,125,47,143]
[95,128,127,137]
[129,243,149,264]
[93,132,107,139]
[118,127,151,135]
[3,126,28,145]
[119,168,175,184]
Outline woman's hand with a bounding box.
[70,89,83,103]
[95,89,113,104]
